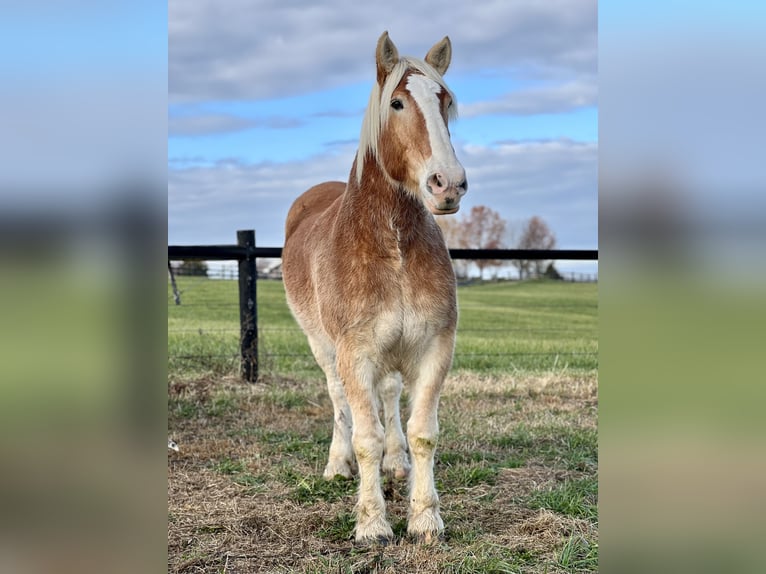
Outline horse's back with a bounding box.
[284,181,345,242]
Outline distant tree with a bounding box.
[177,260,209,277]
[544,262,563,280]
[513,216,556,279]
[437,206,509,278]
[462,206,507,277]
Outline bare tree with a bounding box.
[437,206,509,278]
[514,216,556,279]
[462,206,507,278]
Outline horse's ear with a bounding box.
[376,31,399,85]
[425,36,452,76]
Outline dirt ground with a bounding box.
[168,372,598,573]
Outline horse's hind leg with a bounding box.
[307,335,355,479]
[379,373,410,479]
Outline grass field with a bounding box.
[168,278,598,573]
[168,278,598,378]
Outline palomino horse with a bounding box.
[282,31,467,544]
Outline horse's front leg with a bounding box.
[405,332,454,543]
[337,348,393,544]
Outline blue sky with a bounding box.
[169,0,598,276]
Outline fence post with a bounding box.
[168,260,181,305]
[237,230,258,382]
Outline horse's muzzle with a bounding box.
[425,171,468,215]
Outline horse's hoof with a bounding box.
[355,516,394,546]
[323,459,354,480]
[407,508,444,544]
[354,532,395,547]
[382,452,411,480]
[409,530,444,545]
[354,534,394,547]
[323,471,353,481]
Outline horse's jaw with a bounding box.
[422,185,464,215]
[428,204,460,215]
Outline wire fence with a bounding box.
[168,272,598,379]
[189,261,598,283]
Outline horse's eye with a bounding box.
[391,99,404,111]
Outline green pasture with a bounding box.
[168,277,598,379]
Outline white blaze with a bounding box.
[405,74,462,184]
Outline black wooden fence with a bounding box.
[168,230,598,382]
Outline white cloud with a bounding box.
[169,0,597,102]
[460,78,597,117]
[168,145,356,245]
[458,139,597,248]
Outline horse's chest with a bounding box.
[371,272,456,347]
[318,236,456,346]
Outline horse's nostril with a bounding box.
[428,173,453,194]
[458,180,468,191]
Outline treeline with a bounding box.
[436,206,559,280]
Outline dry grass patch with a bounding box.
[168,372,597,573]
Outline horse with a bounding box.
[282,31,467,544]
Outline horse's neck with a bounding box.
[339,157,427,248]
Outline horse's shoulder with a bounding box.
[285,181,345,240]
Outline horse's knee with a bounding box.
[407,416,439,455]
[408,434,438,457]
[352,426,384,463]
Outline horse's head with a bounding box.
[357,32,468,215]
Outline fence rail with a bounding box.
[168,230,598,382]
[168,245,598,262]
